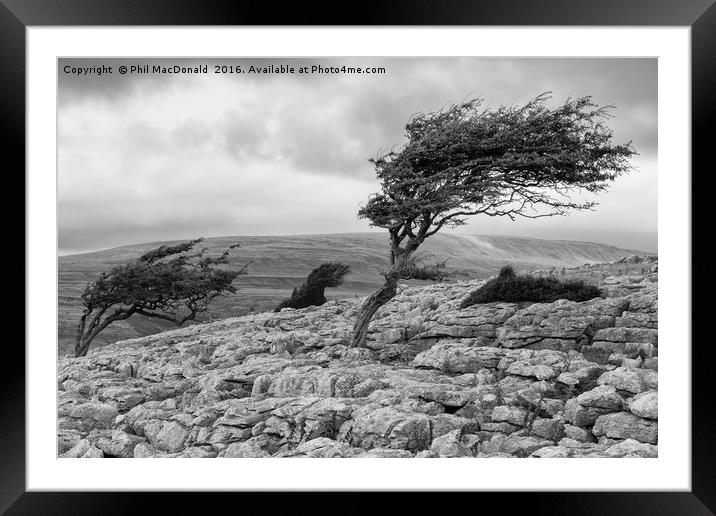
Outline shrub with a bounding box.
[397,255,458,282]
[275,262,350,311]
[498,265,516,279]
[460,266,603,308]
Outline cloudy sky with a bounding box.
[58,58,657,255]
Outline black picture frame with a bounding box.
[3,0,712,512]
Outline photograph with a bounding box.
[56,56,659,460]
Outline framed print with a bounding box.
[3,0,713,512]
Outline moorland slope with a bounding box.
[58,233,644,354]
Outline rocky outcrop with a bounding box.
[58,256,658,458]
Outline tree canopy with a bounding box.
[359,93,635,255]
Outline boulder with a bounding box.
[354,448,413,458]
[505,351,568,380]
[144,420,189,453]
[483,434,554,457]
[430,429,474,457]
[133,443,166,457]
[349,406,432,451]
[563,424,596,443]
[222,437,272,458]
[412,343,491,373]
[481,422,520,434]
[58,428,83,454]
[604,438,658,458]
[643,358,658,371]
[592,327,658,345]
[97,386,147,411]
[592,412,658,444]
[68,403,118,431]
[276,438,353,458]
[597,367,657,394]
[490,405,530,427]
[430,413,480,439]
[92,430,147,458]
[530,418,565,441]
[576,385,624,411]
[615,312,658,329]
[564,398,610,427]
[556,366,605,392]
[628,390,658,420]
[60,439,104,458]
[497,298,629,350]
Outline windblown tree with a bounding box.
[73,239,248,357]
[275,262,350,311]
[350,92,636,348]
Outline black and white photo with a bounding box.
[56,56,661,461]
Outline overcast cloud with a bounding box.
[58,58,657,254]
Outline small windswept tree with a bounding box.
[275,262,350,311]
[350,92,635,348]
[73,238,248,357]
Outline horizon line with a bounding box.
[58,230,657,258]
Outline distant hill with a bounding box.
[57,232,646,355]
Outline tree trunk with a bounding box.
[73,311,89,357]
[74,335,91,358]
[73,308,134,358]
[349,276,398,348]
